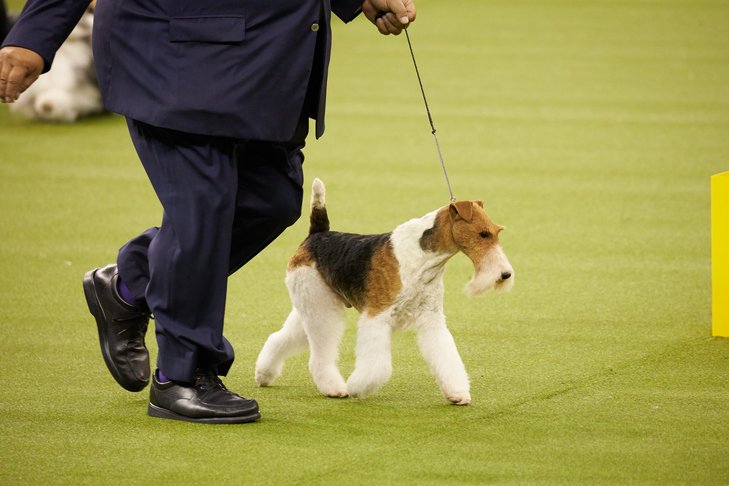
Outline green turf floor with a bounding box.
[1,0,728,484]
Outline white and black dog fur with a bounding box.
[255,179,513,404]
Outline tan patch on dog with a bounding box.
[449,201,504,267]
[288,245,314,270]
[363,242,402,316]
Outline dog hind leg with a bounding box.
[255,308,309,387]
[347,313,393,398]
[290,268,348,398]
[415,313,471,405]
[300,308,348,398]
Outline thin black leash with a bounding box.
[405,28,456,202]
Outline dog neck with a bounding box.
[391,208,458,289]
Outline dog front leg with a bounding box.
[347,313,393,398]
[415,313,471,405]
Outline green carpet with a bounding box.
[1,0,728,483]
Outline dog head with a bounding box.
[448,200,514,296]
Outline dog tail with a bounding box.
[309,178,329,234]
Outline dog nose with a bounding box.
[500,272,512,281]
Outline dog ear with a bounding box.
[449,201,474,222]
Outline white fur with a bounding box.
[416,311,471,404]
[256,266,348,397]
[253,308,308,387]
[346,313,393,398]
[465,244,514,297]
[311,178,326,209]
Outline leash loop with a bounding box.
[405,28,456,202]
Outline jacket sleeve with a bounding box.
[331,0,363,23]
[1,0,91,72]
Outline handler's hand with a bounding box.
[0,46,45,103]
[362,0,416,35]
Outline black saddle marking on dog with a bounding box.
[305,231,392,307]
[420,225,437,252]
[419,210,451,253]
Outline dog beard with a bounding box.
[464,245,514,297]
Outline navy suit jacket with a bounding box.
[3,0,363,141]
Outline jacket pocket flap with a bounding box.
[169,16,245,43]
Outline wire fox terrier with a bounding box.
[255,179,514,404]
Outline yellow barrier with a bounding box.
[712,171,729,337]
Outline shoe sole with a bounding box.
[147,403,261,424]
[83,269,148,392]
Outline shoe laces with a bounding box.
[116,319,149,349]
[112,311,152,324]
[193,370,228,393]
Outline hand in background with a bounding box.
[362,0,416,35]
[0,46,44,103]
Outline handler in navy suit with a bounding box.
[0,0,416,424]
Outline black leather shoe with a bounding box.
[83,264,150,392]
[148,370,260,424]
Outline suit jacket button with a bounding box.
[311,23,320,32]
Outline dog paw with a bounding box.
[446,392,471,405]
[311,365,348,398]
[254,367,278,387]
[323,387,349,399]
[346,377,379,399]
[346,387,369,399]
[316,381,349,398]
[347,366,391,399]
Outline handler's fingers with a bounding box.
[19,67,42,98]
[375,16,391,35]
[379,12,405,35]
[361,0,377,23]
[362,0,416,35]
[0,47,44,103]
[0,61,12,103]
[405,0,417,23]
[3,65,32,102]
[385,0,411,25]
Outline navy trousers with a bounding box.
[117,118,306,382]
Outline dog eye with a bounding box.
[479,231,491,239]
